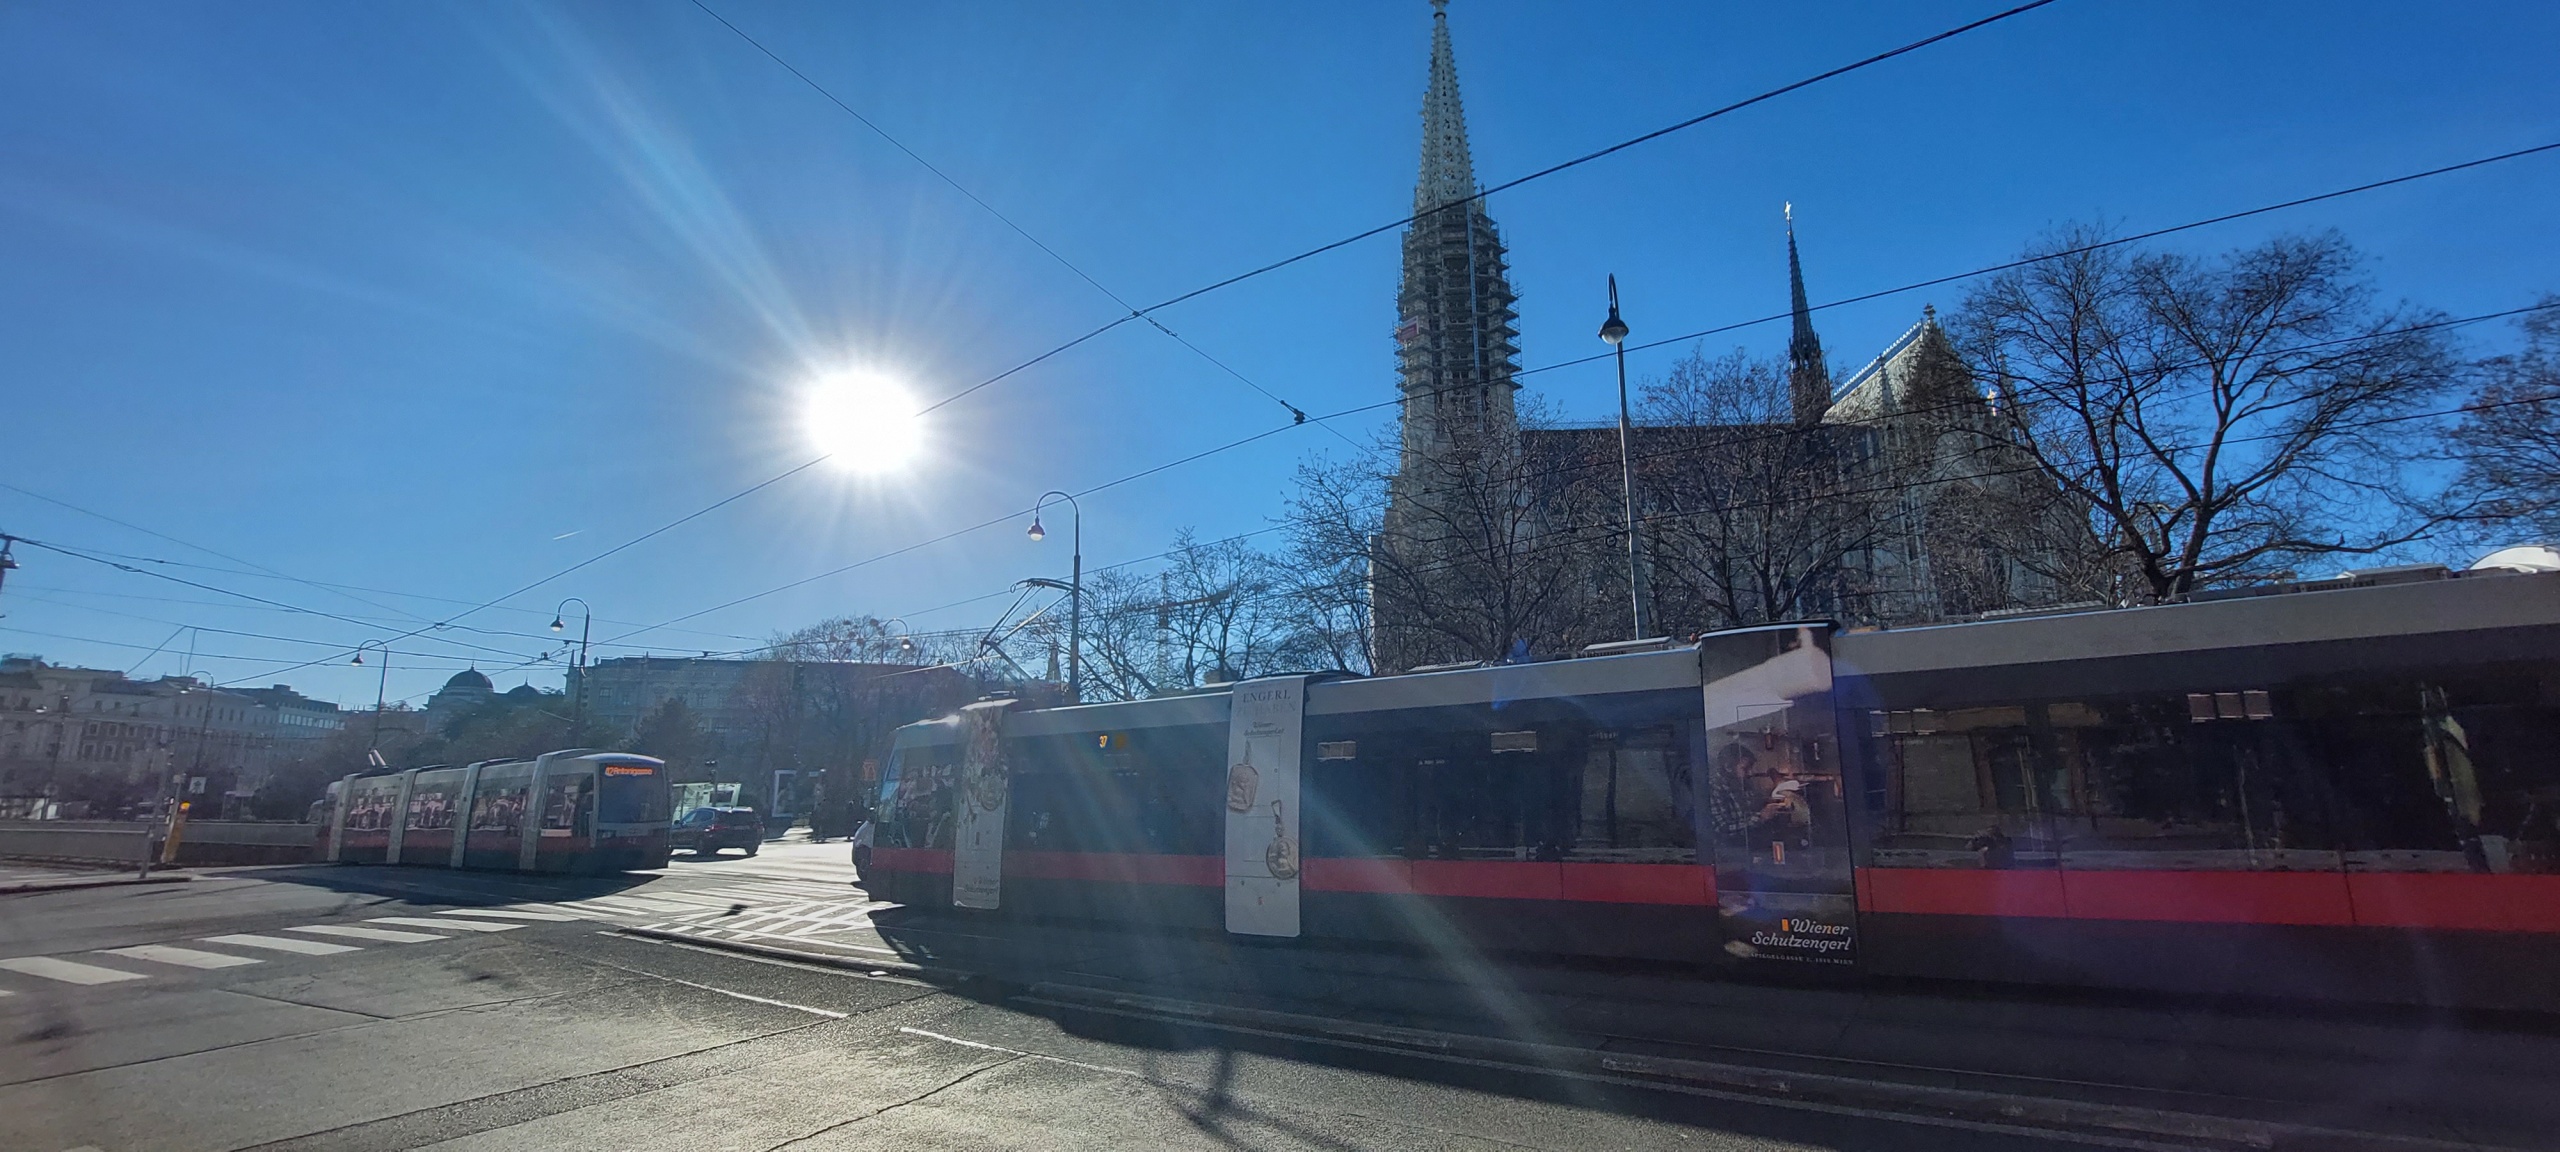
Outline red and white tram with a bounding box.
[317,748,673,874]
[867,564,2560,1010]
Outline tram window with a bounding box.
[406,785,459,831]
[877,743,957,849]
[1567,725,1698,863]
[599,769,669,823]
[469,786,527,835]
[538,776,591,837]
[1005,723,1221,855]
[1867,664,2560,873]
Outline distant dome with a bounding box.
[444,668,494,691]
[503,684,542,701]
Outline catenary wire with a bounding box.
[685,0,1334,436]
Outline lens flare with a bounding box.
[804,371,922,473]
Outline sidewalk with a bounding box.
[625,886,2560,1151]
[0,861,188,895]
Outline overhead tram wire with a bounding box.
[7,537,540,666]
[208,455,836,689]
[1507,139,2560,382]
[383,0,2071,662]
[866,0,2065,421]
[760,294,2560,641]
[0,478,450,630]
[553,138,2560,652]
[686,0,1336,438]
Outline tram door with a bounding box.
[1699,624,1858,966]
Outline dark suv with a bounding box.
[672,806,763,857]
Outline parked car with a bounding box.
[671,806,763,857]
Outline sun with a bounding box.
[803,371,923,473]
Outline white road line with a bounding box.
[368,916,521,933]
[99,945,262,970]
[204,933,363,956]
[630,970,847,1018]
[434,907,583,922]
[285,924,449,943]
[897,1026,1140,1077]
[568,896,701,915]
[0,956,149,985]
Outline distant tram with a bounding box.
[868,563,2560,1011]
[317,748,673,873]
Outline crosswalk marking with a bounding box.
[0,955,148,985]
[569,896,700,915]
[368,916,520,933]
[204,933,362,956]
[435,907,582,922]
[100,944,262,970]
[286,924,448,943]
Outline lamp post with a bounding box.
[1027,491,1081,702]
[550,598,592,731]
[1598,275,1648,640]
[351,640,391,754]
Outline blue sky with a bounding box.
[2,0,2555,708]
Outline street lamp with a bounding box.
[1598,275,1648,640]
[351,639,391,754]
[1027,491,1082,702]
[880,618,919,661]
[551,597,592,730]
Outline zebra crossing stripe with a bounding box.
[368,916,520,933]
[285,924,448,943]
[434,907,581,922]
[204,933,360,956]
[99,944,261,970]
[569,896,699,915]
[0,956,148,985]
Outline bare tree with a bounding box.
[2450,298,2560,541]
[1955,228,2463,600]
[1282,459,1380,675]
[1636,347,1899,630]
[1352,411,1620,670]
[1051,529,1326,701]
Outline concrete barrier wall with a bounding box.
[174,821,316,865]
[0,821,151,866]
[181,821,321,847]
[0,820,319,867]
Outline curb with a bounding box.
[620,926,2513,1152]
[0,872,192,896]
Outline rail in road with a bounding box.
[615,846,2560,1151]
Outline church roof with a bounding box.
[443,668,493,692]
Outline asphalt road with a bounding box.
[0,852,2098,1152]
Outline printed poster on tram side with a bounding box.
[1699,625,1857,966]
[1225,675,1307,937]
[950,700,1012,910]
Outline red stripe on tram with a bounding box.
[1858,868,2560,933]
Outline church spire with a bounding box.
[1392,0,1520,463]
[1415,0,1476,215]
[1785,202,1831,425]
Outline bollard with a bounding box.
[160,801,191,867]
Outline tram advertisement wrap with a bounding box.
[1700,625,1857,966]
[1225,675,1308,937]
[951,700,1013,910]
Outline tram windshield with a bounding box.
[597,764,671,824]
